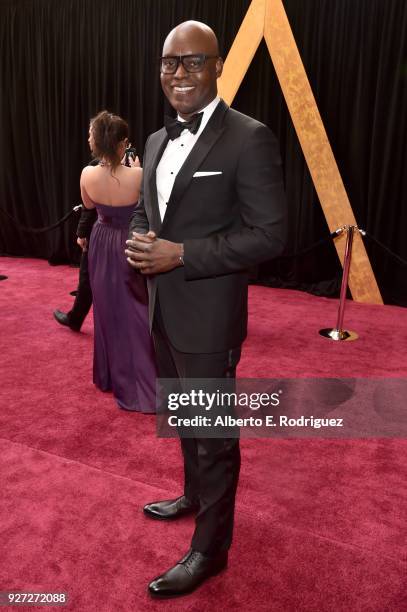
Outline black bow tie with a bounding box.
[164,112,204,140]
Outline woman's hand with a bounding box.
[121,142,141,167]
[121,155,141,168]
[127,155,141,167]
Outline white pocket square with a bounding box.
[193,171,223,177]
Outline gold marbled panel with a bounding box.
[219,0,382,304]
[217,0,265,103]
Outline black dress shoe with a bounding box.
[148,549,228,598]
[143,495,199,520]
[53,309,81,332]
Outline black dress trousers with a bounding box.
[69,206,97,328]
[68,250,93,328]
[152,301,241,556]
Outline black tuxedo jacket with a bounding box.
[129,99,287,353]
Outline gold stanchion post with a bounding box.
[319,225,359,341]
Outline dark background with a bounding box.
[0,0,406,304]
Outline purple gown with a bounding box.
[88,202,157,413]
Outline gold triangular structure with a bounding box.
[218,0,382,304]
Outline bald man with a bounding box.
[126,21,286,598]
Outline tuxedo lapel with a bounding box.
[161,100,229,233]
[147,129,169,234]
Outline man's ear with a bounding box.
[215,57,224,78]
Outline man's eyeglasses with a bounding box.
[159,54,218,74]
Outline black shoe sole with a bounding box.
[143,507,198,521]
[148,562,228,599]
[53,314,82,332]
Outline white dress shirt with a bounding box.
[156,96,220,221]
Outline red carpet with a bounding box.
[0,257,406,611]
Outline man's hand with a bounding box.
[77,237,88,252]
[125,231,183,274]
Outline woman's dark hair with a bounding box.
[89,110,129,169]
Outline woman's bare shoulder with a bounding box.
[125,165,142,174]
[81,164,98,175]
[123,166,143,184]
[80,164,99,184]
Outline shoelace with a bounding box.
[183,550,202,575]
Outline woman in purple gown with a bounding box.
[80,110,157,413]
